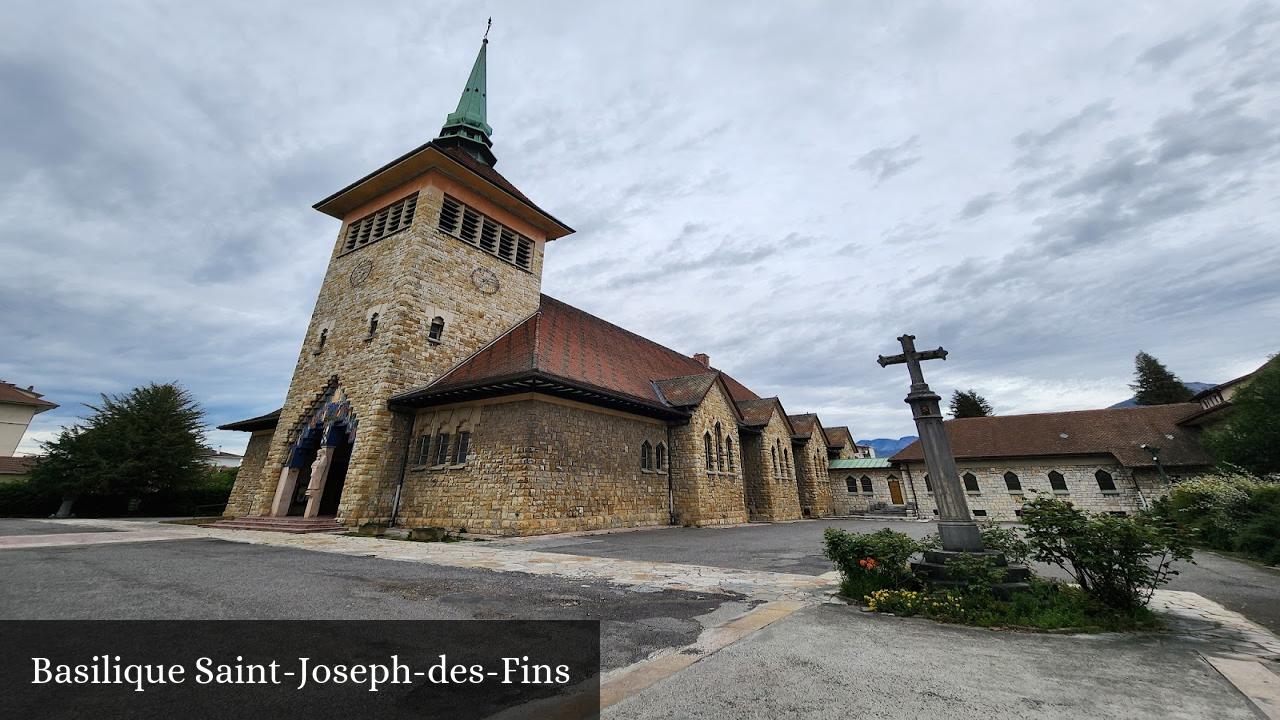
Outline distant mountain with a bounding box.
[1108,382,1216,408]
[857,437,918,457]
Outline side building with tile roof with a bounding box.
[887,404,1214,521]
[217,40,825,535]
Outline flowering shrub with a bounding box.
[1154,472,1280,564]
[823,527,924,598]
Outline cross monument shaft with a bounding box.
[878,334,983,552]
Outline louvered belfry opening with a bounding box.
[342,193,419,253]
[437,194,535,271]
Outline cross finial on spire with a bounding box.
[483,16,492,42]
[436,25,496,166]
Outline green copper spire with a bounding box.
[437,23,496,167]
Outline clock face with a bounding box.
[349,259,373,288]
[471,267,500,294]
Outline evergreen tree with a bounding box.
[30,383,207,517]
[949,389,994,418]
[1130,351,1193,405]
[1204,360,1280,476]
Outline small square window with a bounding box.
[972,509,988,517]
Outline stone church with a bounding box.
[219,39,838,535]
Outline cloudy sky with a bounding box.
[3,1,1278,455]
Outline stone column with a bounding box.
[269,467,299,518]
[303,447,334,518]
[906,385,982,551]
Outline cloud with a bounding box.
[852,136,922,183]
[957,192,1000,220]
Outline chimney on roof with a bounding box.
[693,353,710,368]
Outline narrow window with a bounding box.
[771,447,779,475]
[452,431,470,464]
[846,477,857,493]
[1048,470,1068,492]
[963,472,979,493]
[973,509,988,517]
[715,422,724,472]
[641,441,653,471]
[498,228,516,262]
[704,433,714,471]
[726,437,735,472]
[783,448,791,478]
[428,316,445,343]
[1095,469,1117,492]
[1004,471,1022,492]
[414,434,430,465]
[479,219,498,252]
[434,433,451,466]
[924,473,932,492]
[515,236,533,269]
[460,208,481,244]
[367,312,379,338]
[860,476,873,493]
[317,328,328,351]
[656,443,666,471]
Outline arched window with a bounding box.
[726,437,735,472]
[1095,469,1117,492]
[846,476,857,493]
[655,443,666,472]
[704,433,714,470]
[860,476,873,493]
[963,472,979,493]
[317,328,328,351]
[783,448,791,478]
[367,312,380,338]
[428,316,445,343]
[1048,470,1068,492]
[771,446,779,475]
[641,441,653,470]
[924,473,932,492]
[715,422,724,471]
[1004,471,1022,492]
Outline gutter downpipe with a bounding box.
[388,409,415,528]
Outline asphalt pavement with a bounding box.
[495,518,1280,634]
[0,536,752,672]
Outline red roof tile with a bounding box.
[654,373,719,407]
[0,382,57,411]
[890,404,1212,469]
[788,413,827,443]
[424,295,760,409]
[825,426,854,449]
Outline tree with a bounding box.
[1130,351,1193,405]
[29,383,207,517]
[1204,361,1280,476]
[949,389,993,418]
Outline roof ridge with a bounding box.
[947,403,1200,422]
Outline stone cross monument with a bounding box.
[878,334,984,552]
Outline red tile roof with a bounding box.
[737,398,794,435]
[654,373,719,407]
[0,382,57,411]
[413,295,760,411]
[825,426,854,449]
[0,456,37,475]
[890,404,1212,469]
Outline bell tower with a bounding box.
[228,33,574,524]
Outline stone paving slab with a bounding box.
[1152,589,1280,662]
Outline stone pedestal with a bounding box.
[912,549,1031,598]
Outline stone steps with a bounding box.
[201,517,347,534]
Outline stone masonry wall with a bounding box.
[223,429,274,517]
[830,467,904,515]
[397,397,672,536]
[899,456,1175,522]
[742,409,802,522]
[232,171,547,525]
[794,424,833,518]
[669,380,748,526]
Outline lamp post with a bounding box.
[1141,443,1170,490]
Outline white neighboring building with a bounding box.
[0,381,57,457]
[202,449,244,468]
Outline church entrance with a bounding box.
[317,433,352,516]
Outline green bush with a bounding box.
[0,483,60,517]
[1234,484,1280,565]
[1154,472,1280,565]
[1021,497,1191,610]
[865,580,1158,631]
[823,527,924,598]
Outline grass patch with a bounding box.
[858,579,1162,632]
